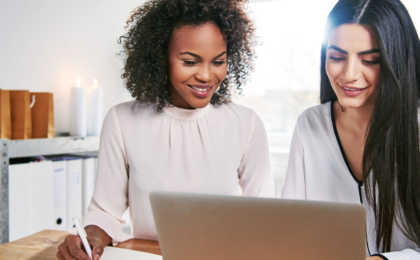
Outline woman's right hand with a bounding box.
[56,234,104,260]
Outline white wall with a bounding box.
[1,0,419,134]
[0,0,146,134]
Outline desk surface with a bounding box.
[0,230,161,260]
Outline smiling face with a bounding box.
[168,22,228,109]
[326,24,381,110]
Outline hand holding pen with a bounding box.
[56,219,107,260]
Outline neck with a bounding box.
[335,101,375,134]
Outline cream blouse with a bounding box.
[83,100,274,242]
[279,101,420,260]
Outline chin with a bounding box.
[337,96,370,109]
[187,98,212,109]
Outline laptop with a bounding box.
[150,191,366,260]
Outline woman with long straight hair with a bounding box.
[280,0,420,259]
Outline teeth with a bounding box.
[190,86,208,92]
[343,87,362,91]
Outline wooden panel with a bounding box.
[0,230,67,260]
[0,230,161,259]
[116,238,161,256]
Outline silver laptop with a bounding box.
[150,191,366,260]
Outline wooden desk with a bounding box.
[0,230,161,260]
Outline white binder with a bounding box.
[30,161,54,234]
[82,158,95,215]
[9,161,54,241]
[9,163,32,242]
[67,159,83,230]
[53,161,67,231]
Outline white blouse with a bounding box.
[279,101,420,260]
[83,100,274,242]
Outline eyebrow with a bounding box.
[358,49,380,55]
[179,51,227,59]
[328,45,347,54]
[328,45,381,55]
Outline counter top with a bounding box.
[0,230,161,260]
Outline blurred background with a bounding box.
[1,1,420,237]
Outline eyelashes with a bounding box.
[183,60,226,66]
[329,56,344,62]
[184,60,198,66]
[213,61,226,65]
[363,60,380,65]
[328,56,380,65]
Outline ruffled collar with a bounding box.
[163,103,211,120]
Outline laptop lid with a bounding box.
[150,191,366,260]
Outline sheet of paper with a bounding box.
[101,247,163,260]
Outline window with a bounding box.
[235,0,337,191]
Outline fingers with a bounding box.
[57,242,77,260]
[67,237,91,260]
[91,245,104,256]
[57,235,91,260]
[56,250,66,260]
[89,237,104,260]
[93,253,101,260]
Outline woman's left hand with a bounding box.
[367,257,383,260]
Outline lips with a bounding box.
[340,85,369,97]
[341,86,368,91]
[187,84,214,98]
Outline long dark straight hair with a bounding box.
[320,0,420,252]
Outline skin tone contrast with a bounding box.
[57,22,384,260]
[168,22,228,109]
[326,24,382,260]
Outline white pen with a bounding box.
[73,217,93,259]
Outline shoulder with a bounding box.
[296,102,331,128]
[293,102,334,145]
[110,100,159,120]
[210,102,262,129]
[208,101,262,135]
[212,102,256,121]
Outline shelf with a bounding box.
[0,136,100,244]
[6,136,100,158]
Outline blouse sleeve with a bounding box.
[82,106,134,243]
[380,249,420,260]
[238,112,275,198]
[278,116,306,199]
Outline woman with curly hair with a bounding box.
[57,0,273,259]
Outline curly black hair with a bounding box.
[119,0,256,111]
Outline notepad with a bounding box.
[100,247,163,260]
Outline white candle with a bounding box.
[87,79,103,136]
[70,78,87,137]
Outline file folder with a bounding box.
[53,161,67,231]
[9,163,32,242]
[30,161,54,234]
[9,161,54,241]
[67,159,83,230]
[45,154,97,229]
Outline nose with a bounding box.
[341,57,362,83]
[195,64,212,83]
